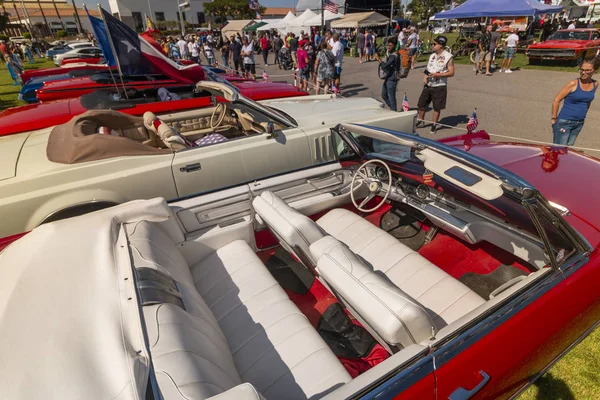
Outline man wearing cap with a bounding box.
[375,37,400,111]
[416,35,454,134]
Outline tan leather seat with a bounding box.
[127,220,351,400]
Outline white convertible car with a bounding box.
[1,124,592,400]
[0,82,416,238]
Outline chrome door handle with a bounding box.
[449,370,490,400]
[180,163,201,173]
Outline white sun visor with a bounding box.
[194,81,238,101]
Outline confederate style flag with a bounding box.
[466,109,478,134]
[89,8,204,84]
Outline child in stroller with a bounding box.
[278,47,293,70]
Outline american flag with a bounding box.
[262,70,268,81]
[466,109,478,134]
[323,0,339,14]
[402,93,409,112]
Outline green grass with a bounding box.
[0,58,55,110]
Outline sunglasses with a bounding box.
[580,69,595,73]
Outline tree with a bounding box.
[204,0,266,21]
[407,0,445,23]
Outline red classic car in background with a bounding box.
[20,63,115,84]
[0,75,308,136]
[527,29,600,65]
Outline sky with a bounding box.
[79,0,315,14]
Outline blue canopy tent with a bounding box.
[434,0,564,19]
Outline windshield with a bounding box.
[202,67,238,91]
[548,31,590,41]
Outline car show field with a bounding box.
[2,8,600,398]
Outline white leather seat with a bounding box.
[310,236,436,347]
[253,191,325,269]
[253,191,485,330]
[317,209,486,329]
[127,220,351,400]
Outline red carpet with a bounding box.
[417,230,533,279]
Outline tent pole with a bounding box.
[321,0,324,35]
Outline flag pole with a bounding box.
[85,4,122,98]
[321,0,324,36]
[98,4,129,99]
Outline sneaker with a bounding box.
[416,120,425,129]
[505,69,512,73]
[429,124,438,134]
[499,69,504,73]
[265,64,268,66]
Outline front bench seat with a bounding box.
[253,191,485,330]
[311,236,436,347]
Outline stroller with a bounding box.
[278,47,293,70]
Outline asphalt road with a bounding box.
[255,54,600,155]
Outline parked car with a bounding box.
[20,62,113,84]
[526,29,600,65]
[3,72,308,136]
[1,124,598,400]
[53,47,103,66]
[61,56,104,66]
[8,36,30,44]
[46,42,94,60]
[0,81,413,238]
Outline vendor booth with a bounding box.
[222,19,255,39]
[286,9,318,35]
[257,11,296,34]
[330,12,389,29]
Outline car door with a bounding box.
[433,202,597,399]
[171,126,312,198]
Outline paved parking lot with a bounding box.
[257,55,600,155]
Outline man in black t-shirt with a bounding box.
[229,35,243,74]
[272,34,284,65]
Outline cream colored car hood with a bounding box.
[262,96,388,128]
[0,133,30,181]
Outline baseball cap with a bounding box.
[434,36,447,46]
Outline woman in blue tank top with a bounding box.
[551,57,600,146]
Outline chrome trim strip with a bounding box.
[356,353,435,399]
[39,200,118,226]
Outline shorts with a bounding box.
[483,51,492,62]
[366,46,374,56]
[244,63,256,74]
[357,47,364,55]
[417,85,447,111]
[504,47,516,59]
[334,66,342,79]
[409,48,418,56]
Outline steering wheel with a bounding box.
[350,159,392,213]
[210,103,227,129]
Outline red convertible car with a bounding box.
[61,56,104,66]
[527,29,600,64]
[0,74,308,136]
[0,123,598,399]
[20,62,115,84]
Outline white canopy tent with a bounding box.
[330,12,388,29]
[286,9,317,35]
[257,11,296,34]
[305,10,343,26]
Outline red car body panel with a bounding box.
[61,57,104,66]
[20,63,113,84]
[35,75,184,102]
[527,29,600,60]
[0,81,307,136]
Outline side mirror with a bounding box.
[266,122,278,139]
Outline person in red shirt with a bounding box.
[298,30,308,48]
[0,41,8,61]
[260,34,270,66]
[296,45,309,91]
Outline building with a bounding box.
[1,0,98,37]
[108,0,212,31]
[262,8,296,18]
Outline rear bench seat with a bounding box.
[126,220,351,400]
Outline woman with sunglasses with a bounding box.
[551,56,600,146]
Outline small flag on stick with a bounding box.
[262,70,268,81]
[402,93,409,112]
[466,109,478,134]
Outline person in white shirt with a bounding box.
[331,33,344,93]
[204,42,215,65]
[500,30,519,73]
[206,34,213,44]
[407,28,419,69]
[397,28,406,48]
[176,37,188,60]
[241,36,255,78]
[567,21,576,30]
[189,38,200,63]
[416,36,454,134]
